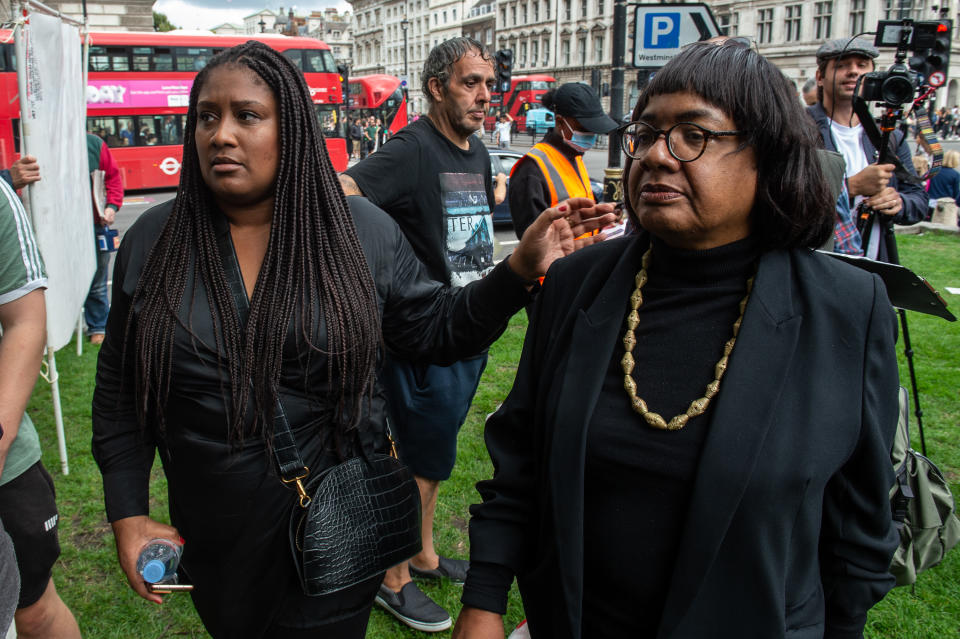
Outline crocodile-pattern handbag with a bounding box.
[285,442,422,596]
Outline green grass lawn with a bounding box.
[24,231,960,637]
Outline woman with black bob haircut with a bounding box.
[623,39,836,249]
[92,41,613,638]
[456,40,900,638]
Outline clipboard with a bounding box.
[819,251,956,321]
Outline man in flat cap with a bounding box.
[807,37,926,260]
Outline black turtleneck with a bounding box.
[581,234,761,637]
[462,235,762,622]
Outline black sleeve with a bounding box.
[0,170,11,190]
[891,133,927,226]
[345,132,419,211]
[91,237,156,522]
[820,274,900,638]
[462,275,554,609]
[376,201,535,364]
[508,157,551,240]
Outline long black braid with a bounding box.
[128,41,381,447]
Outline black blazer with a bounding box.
[468,232,900,639]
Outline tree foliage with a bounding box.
[153,11,177,32]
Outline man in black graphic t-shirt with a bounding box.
[340,37,498,632]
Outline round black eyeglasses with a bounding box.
[619,121,747,163]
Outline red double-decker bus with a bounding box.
[0,30,348,190]
[347,74,408,135]
[485,74,556,132]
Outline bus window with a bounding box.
[531,81,555,90]
[177,48,214,71]
[137,116,166,146]
[153,48,174,71]
[88,117,119,146]
[89,47,111,72]
[316,105,341,137]
[132,47,151,71]
[109,48,130,71]
[320,50,337,73]
[283,50,304,70]
[304,50,325,73]
[116,117,136,146]
[161,115,184,145]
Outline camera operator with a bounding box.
[807,37,926,261]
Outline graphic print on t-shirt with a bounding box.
[440,172,494,286]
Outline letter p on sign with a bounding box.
[644,13,680,48]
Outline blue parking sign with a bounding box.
[644,13,680,48]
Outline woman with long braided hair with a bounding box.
[92,41,613,638]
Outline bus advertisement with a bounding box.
[485,74,556,133]
[347,74,408,135]
[0,31,349,190]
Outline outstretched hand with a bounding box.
[507,197,617,282]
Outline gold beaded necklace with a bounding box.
[621,246,755,431]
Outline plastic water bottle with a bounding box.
[136,539,182,584]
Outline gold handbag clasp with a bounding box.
[282,467,311,508]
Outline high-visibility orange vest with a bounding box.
[511,142,597,241]
[512,142,595,206]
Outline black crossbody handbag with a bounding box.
[219,230,422,596]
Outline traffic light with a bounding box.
[337,63,350,106]
[910,20,952,88]
[927,19,952,88]
[495,49,513,93]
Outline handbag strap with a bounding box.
[215,225,312,507]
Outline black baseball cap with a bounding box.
[816,37,879,63]
[550,83,619,134]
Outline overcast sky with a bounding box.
[153,0,351,31]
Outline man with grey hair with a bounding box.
[340,37,498,632]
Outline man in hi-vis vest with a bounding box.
[509,83,618,239]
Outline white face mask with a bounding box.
[559,118,598,152]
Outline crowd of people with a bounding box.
[0,30,931,639]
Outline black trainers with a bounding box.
[409,555,469,582]
[374,582,452,632]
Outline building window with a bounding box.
[486,27,493,44]
[501,6,506,24]
[849,0,865,35]
[543,38,550,65]
[578,36,586,65]
[520,41,528,66]
[564,0,571,20]
[593,34,603,62]
[597,0,604,15]
[523,2,528,22]
[443,10,448,23]
[717,11,739,36]
[534,1,539,21]
[531,40,539,66]
[562,38,570,65]
[785,5,802,42]
[813,2,832,39]
[452,8,457,20]
[545,0,550,19]
[757,8,774,44]
[581,0,588,18]
[512,5,518,25]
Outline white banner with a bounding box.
[18,12,94,351]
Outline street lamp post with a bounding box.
[258,17,266,33]
[603,0,627,204]
[400,17,410,80]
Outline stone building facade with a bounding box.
[39,0,153,31]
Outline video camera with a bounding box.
[859,19,952,107]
